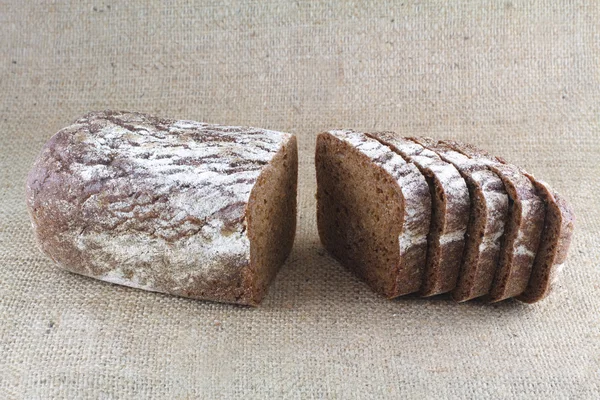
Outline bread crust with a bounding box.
[513,177,574,303]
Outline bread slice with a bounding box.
[411,137,509,301]
[440,140,545,302]
[517,178,575,302]
[315,130,431,297]
[366,133,470,296]
[26,111,298,306]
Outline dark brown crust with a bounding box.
[441,140,545,302]
[367,133,470,297]
[517,177,575,303]
[412,137,509,302]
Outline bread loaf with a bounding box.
[28,116,573,305]
[26,111,298,306]
[316,130,431,297]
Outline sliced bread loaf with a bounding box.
[366,133,470,296]
[315,130,431,297]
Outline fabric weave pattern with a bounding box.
[1,1,598,398]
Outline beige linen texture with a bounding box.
[1,1,599,398]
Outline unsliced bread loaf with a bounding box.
[440,140,545,302]
[412,137,509,302]
[366,133,470,297]
[26,111,298,306]
[315,130,431,297]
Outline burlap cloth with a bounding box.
[1,1,599,398]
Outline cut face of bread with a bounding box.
[412,137,509,302]
[441,140,545,302]
[367,133,470,297]
[26,111,298,306]
[315,131,431,298]
[246,135,298,304]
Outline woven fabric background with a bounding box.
[1,1,599,398]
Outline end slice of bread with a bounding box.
[316,130,431,297]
